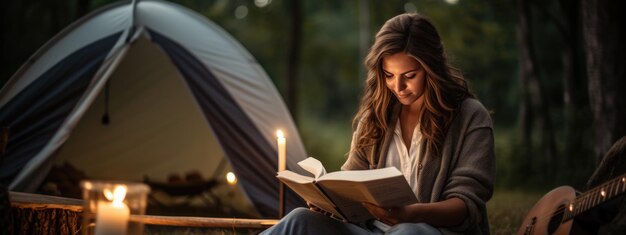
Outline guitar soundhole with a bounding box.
[547,205,565,234]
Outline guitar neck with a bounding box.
[564,173,626,221]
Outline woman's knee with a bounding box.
[261,208,313,235]
[280,207,329,227]
[283,207,317,221]
[387,223,441,235]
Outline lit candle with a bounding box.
[95,185,130,235]
[277,130,286,172]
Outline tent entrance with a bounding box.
[51,36,256,216]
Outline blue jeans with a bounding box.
[261,208,442,235]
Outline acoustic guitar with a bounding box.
[517,173,626,235]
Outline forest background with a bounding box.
[2,0,625,193]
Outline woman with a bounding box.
[262,13,495,235]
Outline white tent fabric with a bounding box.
[0,0,307,217]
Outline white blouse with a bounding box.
[385,119,423,195]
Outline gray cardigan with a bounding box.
[342,98,495,235]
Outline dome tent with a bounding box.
[0,0,306,217]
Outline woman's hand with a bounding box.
[362,202,406,225]
[363,198,468,227]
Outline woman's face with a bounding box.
[382,51,426,107]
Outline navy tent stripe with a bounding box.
[0,32,123,185]
[148,29,303,218]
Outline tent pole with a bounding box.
[126,0,139,42]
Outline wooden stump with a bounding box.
[10,207,82,234]
[9,192,83,235]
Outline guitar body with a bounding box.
[517,186,587,235]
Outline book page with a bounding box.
[297,157,327,179]
[318,167,400,182]
[319,184,373,222]
[277,170,315,183]
[316,168,418,223]
[277,171,343,219]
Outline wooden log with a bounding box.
[10,191,83,211]
[9,191,83,235]
[10,206,81,235]
[130,214,278,228]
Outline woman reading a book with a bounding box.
[262,13,494,235]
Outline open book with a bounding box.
[277,157,418,223]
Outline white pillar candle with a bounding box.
[95,186,130,235]
[277,130,286,172]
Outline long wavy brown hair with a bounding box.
[352,13,474,159]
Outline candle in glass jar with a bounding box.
[95,185,129,235]
[276,130,286,172]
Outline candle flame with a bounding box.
[83,181,93,190]
[103,185,127,207]
[276,130,284,139]
[226,172,237,185]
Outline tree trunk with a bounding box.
[517,0,534,177]
[517,0,533,155]
[517,0,557,174]
[286,0,302,125]
[559,0,586,134]
[581,0,626,164]
[556,0,593,180]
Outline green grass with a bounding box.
[488,189,543,235]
